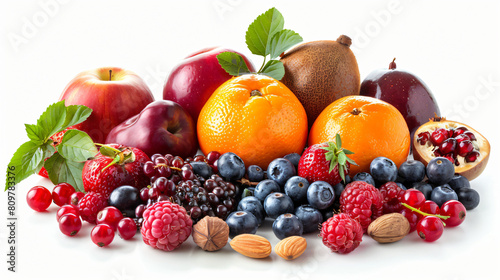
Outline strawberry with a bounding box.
[38,128,71,179]
[298,134,356,186]
[82,144,150,199]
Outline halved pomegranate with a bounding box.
[413,117,490,181]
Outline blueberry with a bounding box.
[447,174,471,192]
[426,157,455,185]
[332,182,345,201]
[295,205,323,233]
[398,160,426,184]
[412,182,433,200]
[217,152,246,181]
[108,185,141,217]
[241,187,256,199]
[430,184,458,207]
[395,182,407,191]
[267,158,296,187]
[225,211,259,239]
[284,176,310,205]
[272,213,303,239]
[247,165,264,182]
[254,179,280,202]
[457,188,480,210]
[322,208,335,222]
[237,196,265,225]
[283,153,301,170]
[307,181,335,210]
[190,161,213,179]
[263,192,294,219]
[344,174,352,184]
[370,157,398,184]
[352,172,376,186]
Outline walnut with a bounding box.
[192,216,229,251]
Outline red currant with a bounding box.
[70,191,85,206]
[26,186,52,212]
[91,224,115,247]
[56,204,79,221]
[117,218,137,240]
[440,200,466,227]
[401,189,426,208]
[417,216,444,242]
[417,200,440,220]
[400,208,419,232]
[59,213,82,236]
[52,183,76,206]
[96,206,123,231]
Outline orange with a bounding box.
[197,74,308,168]
[309,96,410,175]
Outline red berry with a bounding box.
[117,218,137,240]
[401,189,426,208]
[417,216,444,242]
[26,186,52,212]
[464,131,476,141]
[454,134,470,143]
[379,182,405,214]
[78,192,108,224]
[453,127,468,137]
[96,206,123,231]
[440,200,466,227]
[400,208,419,232]
[56,204,79,222]
[340,181,383,232]
[91,224,115,247]
[320,213,363,254]
[430,128,449,146]
[59,213,82,236]
[206,151,221,165]
[52,183,76,206]
[465,150,480,162]
[456,140,474,157]
[70,191,85,206]
[439,138,457,155]
[419,200,440,216]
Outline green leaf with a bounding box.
[343,149,355,155]
[57,130,98,162]
[260,60,285,80]
[217,52,252,76]
[25,124,44,145]
[44,153,85,192]
[5,141,46,191]
[36,101,67,141]
[269,29,303,59]
[63,105,92,128]
[245,7,284,56]
[335,134,342,150]
[347,157,358,166]
[339,164,346,182]
[338,152,347,166]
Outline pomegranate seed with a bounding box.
[447,129,455,138]
[453,127,468,137]
[433,149,442,157]
[455,134,471,143]
[456,140,474,157]
[417,132,431,145]
[443,154,455,164]
[464,131,476,141]
[465,150,480,162]
[431,128,449,146]
[439,138,457,154]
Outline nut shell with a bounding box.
[367,213,410,243]
[275,236,307,260]
[192,216,229,251]
[229,234,272,258]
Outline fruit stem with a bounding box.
[250,90,263,97]
[401,203,450,220]
[389,58,397,70]
[257,57,267,73]
[350,108,361,115]
[109,70,112,81]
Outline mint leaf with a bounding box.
[261,60,285,80]
[63,105,92,128]
[57,130,98,162]
[4,141,50,190]
[36,101,67,141]
[269,29,303,59]
[217,52,252,76]
[44,153,85,192]
[25,124,44,145]
[245,7,284,56]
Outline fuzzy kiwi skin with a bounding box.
[280,36,360,127]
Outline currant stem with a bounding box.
[401,203,450,220]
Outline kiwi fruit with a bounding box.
[280,35,360,127]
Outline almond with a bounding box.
[229,234,272,258]
[367,213,410,243]
[275,236,307,260]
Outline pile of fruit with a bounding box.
[9,7,490,259]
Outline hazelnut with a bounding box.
[192,216,229,251]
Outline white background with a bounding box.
[1,0,499,279]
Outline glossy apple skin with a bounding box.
[105,100,197,159]
[360,67,441,137]
[59,67,154,143]
[163,47,255,124]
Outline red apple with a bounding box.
[163,47,255,123]
[105,100,197,159]
[59,67,155,143]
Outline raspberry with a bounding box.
[379,182,406,214]
[340,181,383,232]
[141,201,193,251]
[320,213,363,254]
[77,192,108,224]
